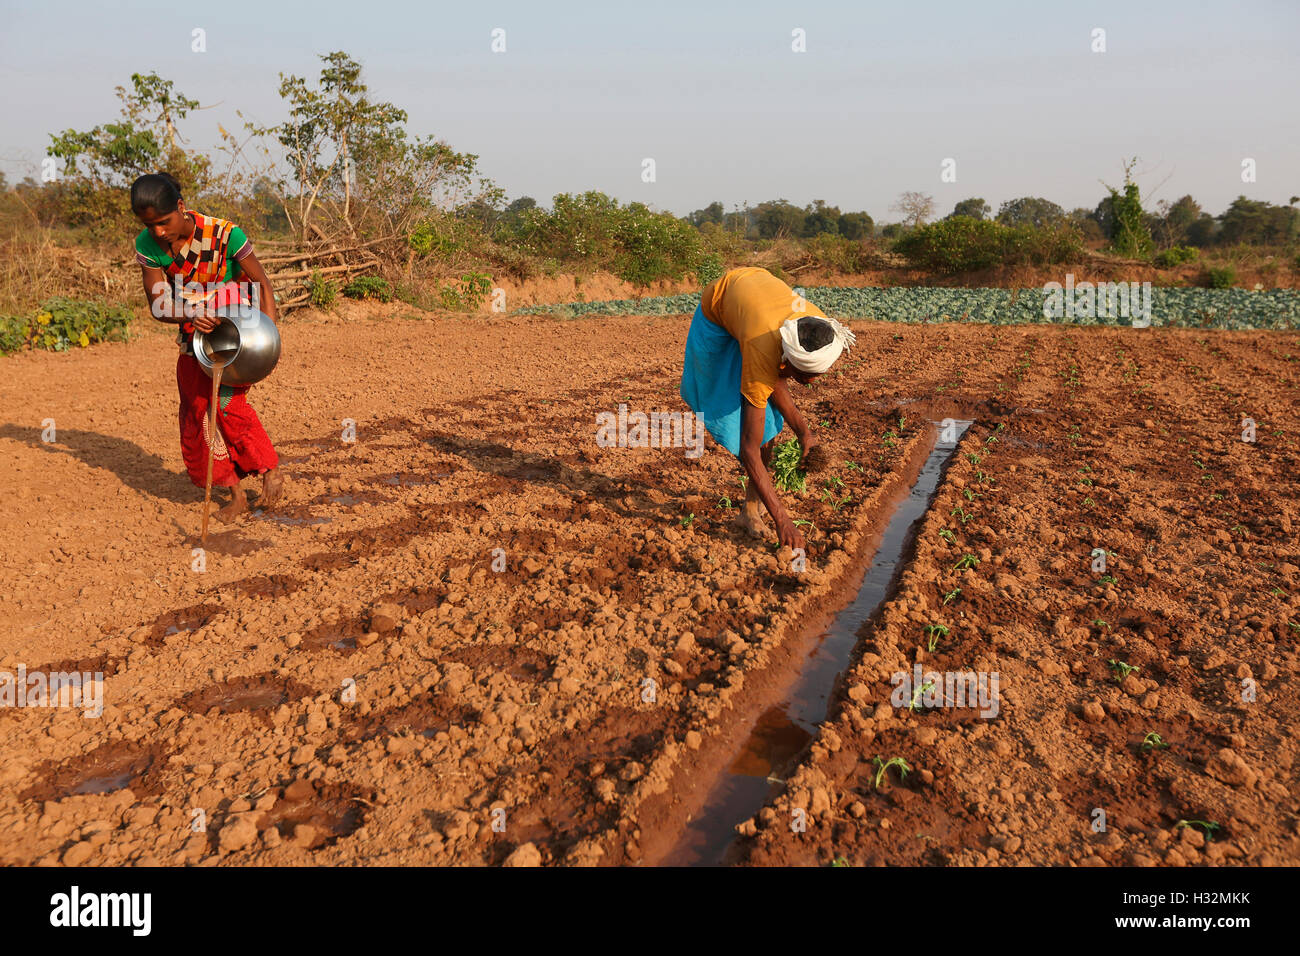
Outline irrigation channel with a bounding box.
[661,420,974,866]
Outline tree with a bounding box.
[1101,159,1153,258]
[258,51,490,243]
[996,196,1065,229]
[753,199,805,239]
[947,198,990,220]
[1217,196,1298,245]
[890,192,934,228]
[838,211,874,239]
[686,201,724,228]
[801,199,841,237]
[45,71,208,231]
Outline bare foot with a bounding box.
[216,485,248,523]
[260,467,284,509]
[738,506,768,539]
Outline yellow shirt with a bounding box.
[700,267,827,408]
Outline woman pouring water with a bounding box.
[680,267,856,552]
[131,172,283,520]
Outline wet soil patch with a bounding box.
[20,741,170,802]
[176,672,316,722]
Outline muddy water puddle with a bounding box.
[662,421,973,866]
[178,673,315,719]
[20,742,168,802]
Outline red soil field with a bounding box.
[1,304,1297,866]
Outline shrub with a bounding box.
[694,251,725,285]
[438,271,493,311]
[1,296,132,355]
[305,270,337,310]
[893,217,1084,274]
[1206,265,1237,289]
[805,234,874,273]
[1153,246,1199,268]
[509,191,701,286]
[341,275,394,302]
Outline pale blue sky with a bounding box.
[1,0,1296,220]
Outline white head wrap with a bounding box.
[779,315,857,374]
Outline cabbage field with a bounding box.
[516,286,1300,330]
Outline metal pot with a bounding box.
[192,307,281,387]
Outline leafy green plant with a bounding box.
[1108,659,1139,682]
[341,275,394,302]
[909,681,936,712]
[306,269,337,310]
[1140,731,1169,754]
[771,439,807,493]
[1154,246,1199,268]
[1176,819,1221,840]
[938,528,956,544]
[953,554,979,571]
[679,513,695,529]
[942,588,962,606]
[1206,265,1237,289]
[1,297,132,355]
[923,623,950,652]
[872,756,911,790]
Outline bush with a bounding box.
[305,270,337,310]
[1206,265,1237,289]
[341,275,394,302]
[694,252,725,286]
[893,217,1085,274]
[805,234,875,273]
[510,191,701,286]
[438,271,493,311]
[1154,246,1199,268]
[1,296,132,355]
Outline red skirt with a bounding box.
[176,353,278,488]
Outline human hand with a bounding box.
[775,513,806,553]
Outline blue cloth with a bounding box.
[679,303,784,458]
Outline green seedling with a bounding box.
[1176,820,1221,841]
[718,496,733,510]
[1140,732,1169,754]
[966,452,983,465]
[923,623,950,652]
[680,513,695,529]
[1097,575,1117,586]
[909,680,936,712]
[845,461,862,472]
[792,519,817,532]
[1092,619,1110,630]
[1108,659,1140,682]
[938,528,956,544]
[872,756,912,790]
[830,856,851,868]
[950,506,973,524]
[942,588,962,606]
[953,554,979,571]
[771,439,807,493]
[962,488,981,501]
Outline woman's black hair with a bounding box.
[796,316,835,352]
[130,172,183,214]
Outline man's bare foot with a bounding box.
[216,485,248,523]
[260,468,284,509]
[738,506,769,539]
